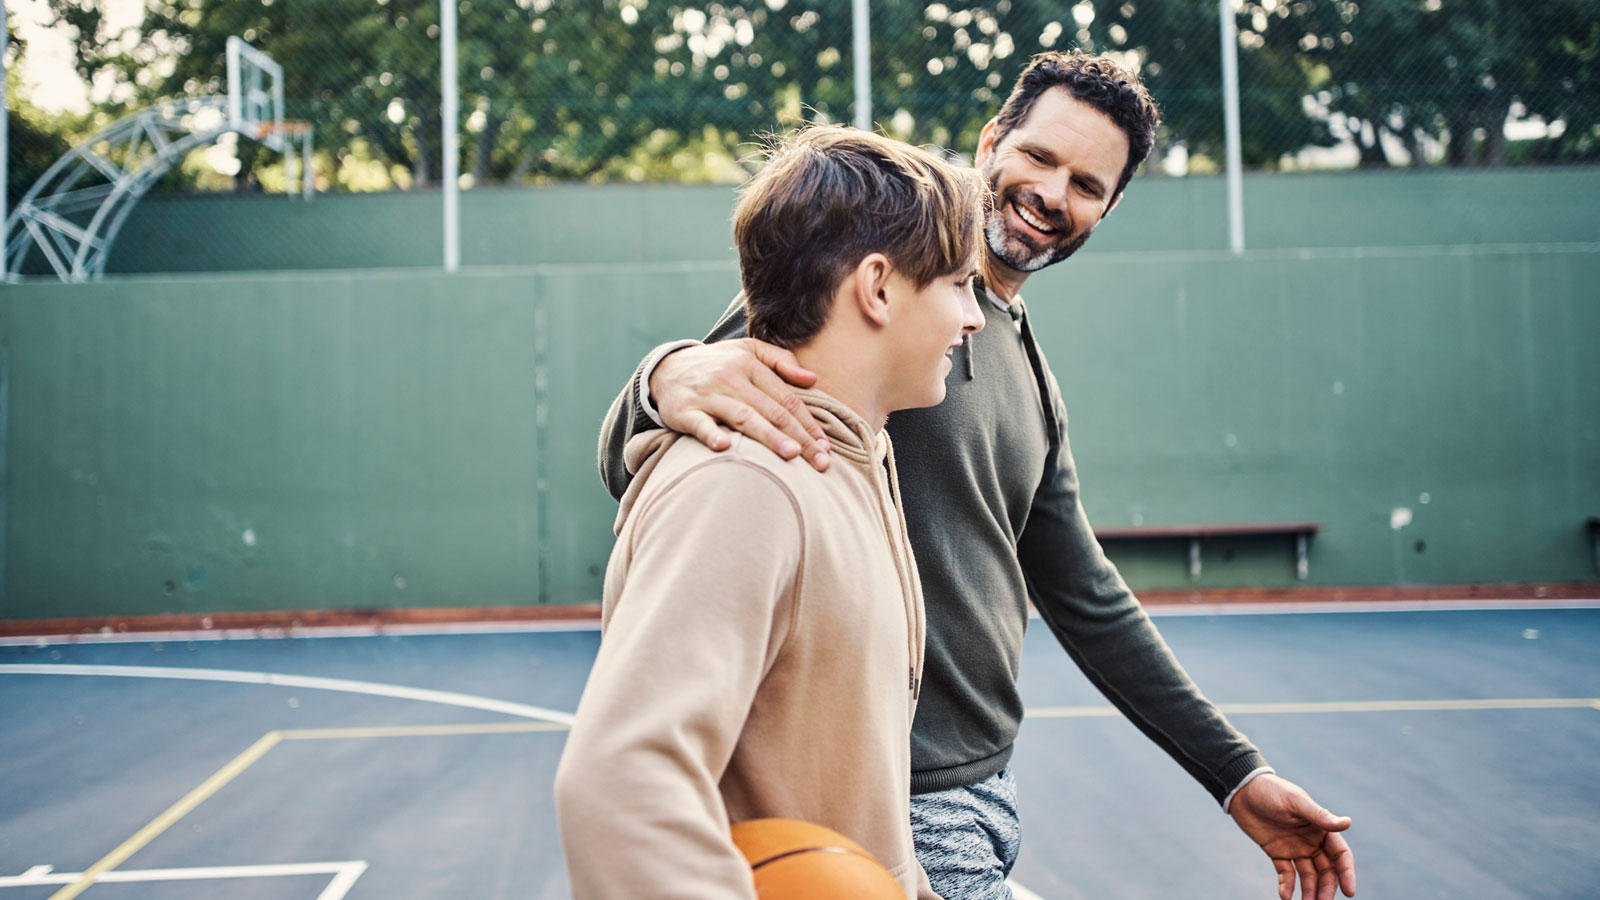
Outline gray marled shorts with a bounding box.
[909,768,1021,900]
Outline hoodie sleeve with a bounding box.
[597,296,752,500]
[555,457,803,900]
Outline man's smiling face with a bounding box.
[975,87,1130,274]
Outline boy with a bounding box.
[553,125,987,900]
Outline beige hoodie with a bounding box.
[555,388,934,900]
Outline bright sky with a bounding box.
[9,0,146,113]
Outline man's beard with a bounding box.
[984,182,1092,273]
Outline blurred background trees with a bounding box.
[11,0,1595,196]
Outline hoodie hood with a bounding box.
[614,387,884,536]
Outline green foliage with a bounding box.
[1249,0,1598,166]
[6,17,88,210]
[22,0,1597,193]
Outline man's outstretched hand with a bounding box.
[649,338,831,471]
[1228,774,1356,900]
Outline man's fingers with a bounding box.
[743,365,830,468]
[704,395,807,459]
[748,339,819,389]
[1313,851,1337,900]
[681,410,732,452]
[1274,859,1296,900]
[1313,808,1352,832]
[1326,832,1357,897]
[745,360,825,438]
[1294,857,1318,900]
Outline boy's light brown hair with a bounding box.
[734,125,988,349]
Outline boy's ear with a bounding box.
[852,253,894,328]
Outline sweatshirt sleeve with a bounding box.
[1015,362,1269,806]
[597,296,753,500]
[555,458,803,900]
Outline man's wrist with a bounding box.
[637,339,703,427]
[1222,766,1276,814]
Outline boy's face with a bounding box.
[882,265,986,411]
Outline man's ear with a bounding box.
[852,253,894,328]
[1103,190,1124,218]
[974,117,1000,168]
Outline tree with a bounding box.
[6,19,81,211]
[1251,0,1597,167]
[31,0,1592,189]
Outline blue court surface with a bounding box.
[3,605,1597,899]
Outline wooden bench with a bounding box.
[1094,522,1323,581]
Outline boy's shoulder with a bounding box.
[634,430,816,493]
[619,430,818,534]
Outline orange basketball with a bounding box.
[731,818,906,899]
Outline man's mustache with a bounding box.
[1000,186,1072,236]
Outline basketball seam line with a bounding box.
[749,846,862,871]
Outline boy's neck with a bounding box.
[793,337,889,435]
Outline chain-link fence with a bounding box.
[5,0,1596,207]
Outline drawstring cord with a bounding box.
[877,434,924,705]
[1011,298,1062,448]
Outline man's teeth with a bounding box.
[1015,203,1057,234]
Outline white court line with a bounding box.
[1007,878,1049,900]
[0,619,602,646]
[0,861,367,899]
[0,663,574,725]
[5,598,1596,647]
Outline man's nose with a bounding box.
[1035,166,1072,210]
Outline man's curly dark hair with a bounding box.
[990,50,1160,199]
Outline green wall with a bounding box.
[89,167,1600,274]
[3,242,1597,619]
[1027,244,1600,589]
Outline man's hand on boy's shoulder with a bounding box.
[650,338,832,472]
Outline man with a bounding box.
[558,126,986,899]
[598,52,1356,900]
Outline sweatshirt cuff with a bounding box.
[637,339,704,428]
[1221,765,1276,814]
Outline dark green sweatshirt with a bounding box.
[598,289,1268,803]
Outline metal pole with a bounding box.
[2,2,10,280]
[851,0,870,130]
[1218,0,1245,254]
[441,0,460,271]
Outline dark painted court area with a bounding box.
[4,608,1597,899]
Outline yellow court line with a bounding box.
[281,721,570,740]
[49,721,569,897]
[1026,698,1600,718]
[48,731,285,900]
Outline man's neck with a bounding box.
[980,252,1028,303]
